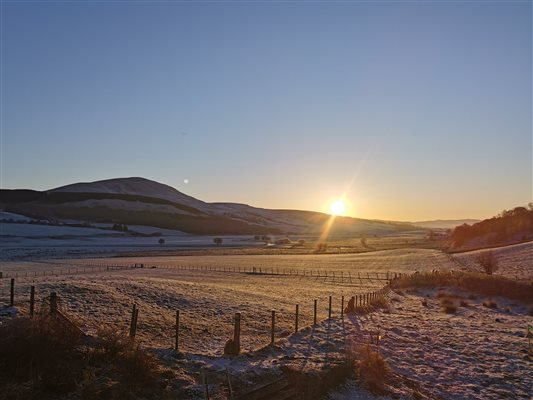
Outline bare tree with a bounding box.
[476,251,499,275]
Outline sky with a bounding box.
[0,1,531,221]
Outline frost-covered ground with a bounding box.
[452,241,533,279]
[0,245,530,399]
[0,266,385,354]
[0,248,454,279]
[342,288,532,399]
[0,221,263,260]
[153,287,532,399]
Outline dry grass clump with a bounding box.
[0,314,83,397]
[438,296,457,314]
[391,271,532,302]
[482,300,498,309]
[355,297,390,315]
[0,317,166,400]
[354,344,390,395]
[84,327,162,396]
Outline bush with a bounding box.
[439,296,457,314]
[476,251,499,275]
[355,344,389,395]
[482,300,498,309]
[0,318,166,399]
[0,315,83,396]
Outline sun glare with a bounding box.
[330,200,346,216]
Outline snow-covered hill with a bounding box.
[51,177,211,212]
[0,177,417,235]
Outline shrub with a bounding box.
[482,300,498,309]
[459,300,469,307]
[0,317,166,399]
[439,297,457,314]
[476,251,499,275]
[0,315,83,396]
[355,344,389,395]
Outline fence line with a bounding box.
[0,263,409,285]
[1,276,395,355]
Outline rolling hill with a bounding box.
[1,177,416,235]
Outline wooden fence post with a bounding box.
[129,304,137,337]
[328,296,332,319]
[233,313,241,354]
[133,308,139,337]
[313,299,317,325]
[49,292,57,315]
[30,286,35,318]
[271,310,275,345]
[9,278,14,307]
[175,310,180,351]
[295,304,299,333]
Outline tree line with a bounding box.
[451,204,533,247]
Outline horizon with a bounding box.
[1,2,531,221]
[0,174,513,223]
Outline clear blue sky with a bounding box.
[1,1,531,221]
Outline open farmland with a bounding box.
[452,241,533,279]
[1,245,531,399]
[0,249,456,355]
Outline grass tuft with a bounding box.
[482,300,498,309]
[391,271,532,302]
[355,344,390,395]
[439,296,457,314]
[0,316,166,399]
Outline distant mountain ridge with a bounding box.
[2,177,416,235]
[412,219,480,230]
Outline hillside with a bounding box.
[413,219,480,230]
[0,177,415,236]
[451,205,533,248]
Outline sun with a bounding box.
[330,200,346,216]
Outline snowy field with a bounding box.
[0,240,531,399]
[0,220,438,262]
[0,221,264,261]
[323,288,532,399]
[0,249,454,354]
[452,241,533,279]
